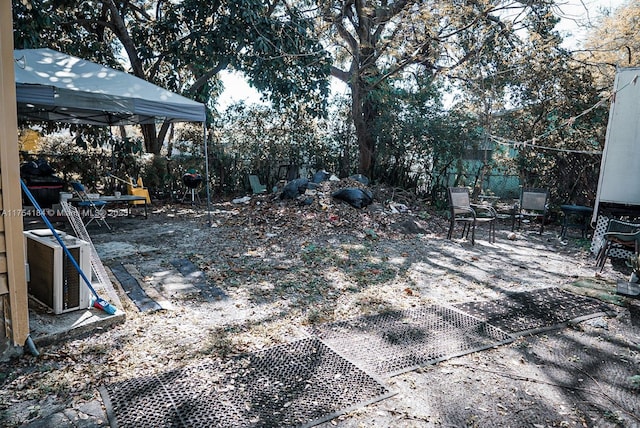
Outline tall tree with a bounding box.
[318,0,545,179]
[488,4,607,204]
[13,0,331,154]
[578,0,640,88]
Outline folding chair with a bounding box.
[512,188,549,234]
[249,175,267,194]
[70,182,111,230]
[447,187,496,245]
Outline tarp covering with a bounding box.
[14,48,206,125]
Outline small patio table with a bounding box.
[560,204,593,239]
[69,195,148,219]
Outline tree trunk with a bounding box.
[141,124,160,154]
[339,134,351,178]
[355,125,375,177]
[351,71,377,178]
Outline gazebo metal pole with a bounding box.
[203,121,212,225]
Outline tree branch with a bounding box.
[331,66,350,83]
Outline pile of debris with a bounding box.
[279,173,371,207]
[228,173,444,238]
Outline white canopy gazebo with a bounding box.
[14,48,211,216]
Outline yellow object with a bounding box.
[19,129,41,152]
[127,176,151,204]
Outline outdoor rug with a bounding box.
[170,258,228,301]
[100,337,393,428]
[109,263,162,312]
[308,304,513,377]
[453,287,612,335]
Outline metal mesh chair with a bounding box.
[447,187,496,245]
[512,188,548,235]
[595,219,640,271]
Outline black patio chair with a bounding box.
[595,218,640,271]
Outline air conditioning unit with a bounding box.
[24,229,92,314]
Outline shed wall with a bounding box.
[1,0,30,357]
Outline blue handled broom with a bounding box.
[20,180,117,315]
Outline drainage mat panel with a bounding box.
[309,305,513,377]
[453,287,612,334]
[100,337,392,428]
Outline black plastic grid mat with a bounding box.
[100,337,393,428]
[309,304,514,377]
[453,287,612,335]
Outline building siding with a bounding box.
[1,0,30,353]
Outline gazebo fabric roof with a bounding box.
[14,48,206,125]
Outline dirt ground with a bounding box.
[1,186,640,427]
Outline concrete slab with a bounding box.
[28,302,125,349]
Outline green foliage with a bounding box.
[324,95,358,178]
[365,75,478,192]
[141,155,173,198]
[581,1,640,86]
[492,43,607,205]
[630,374,640,390]
[320,0,563,178]
[441,2,609,206]
[214,102,339,192]
[13,0,331,153]
[31,132,149,195]
[11,0,622,204]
